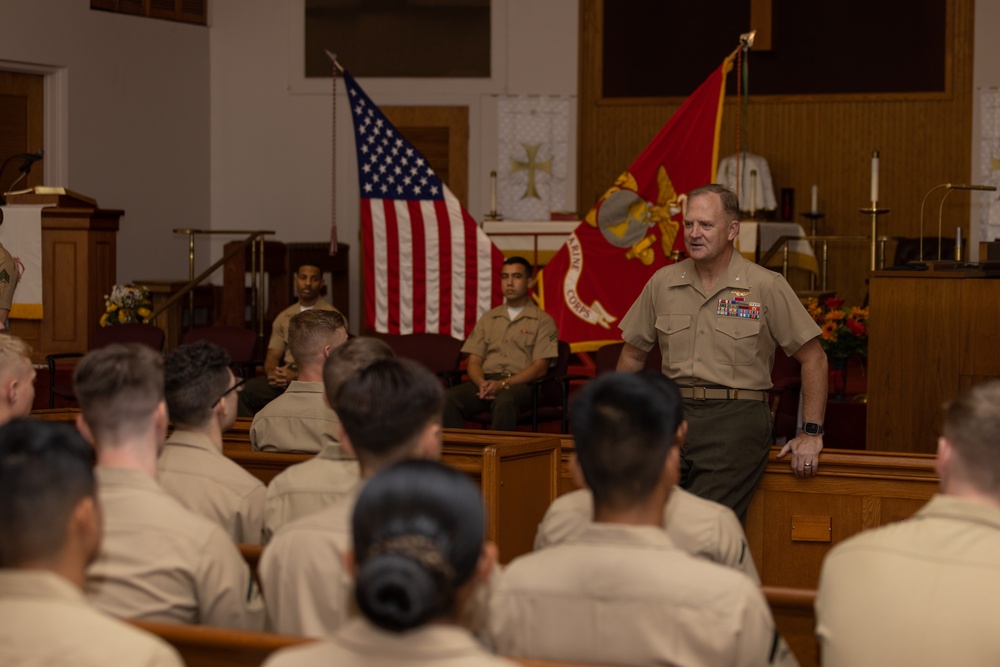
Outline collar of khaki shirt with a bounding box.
[283,380,325,395]
[333,616,491,659]
[96,465,169,495]
[488,300,542,323]
[164,430,222,456]
[569,521,680,551]
[666,252,753,298]
[0,570,87,606]
[917,494,1000,531]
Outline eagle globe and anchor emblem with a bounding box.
[592,167,687,265]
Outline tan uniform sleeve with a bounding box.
[734,582,800,667]
[0,246,19,311]
[618,275,659,352]
[195,527,266,630]
[461,317,489,358]
[236,484,267,546]
[258,530,353,637]
[712,507,761,585]
[532,312,559,362]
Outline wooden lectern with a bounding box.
[5,189,120,361]
[867,269,1000,453]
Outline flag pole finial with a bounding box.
[325,49,345,73]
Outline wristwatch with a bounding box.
[502,381,510,391]
[802,422,824,436]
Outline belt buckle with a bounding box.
[731,389,739,399]
[692,386,707,401]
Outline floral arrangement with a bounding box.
[805,295,869,359]
[100,284,152,327]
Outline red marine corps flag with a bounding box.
[343,71,506,338]
[536,55,734,348]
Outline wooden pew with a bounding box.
[763,586,818,667]
[129,621,311,667]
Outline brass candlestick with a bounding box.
[860,202,889,271]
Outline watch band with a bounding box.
[802,422,824,435]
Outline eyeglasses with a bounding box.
[212,377,247,408]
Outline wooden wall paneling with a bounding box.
[0,70,44,191]
[578,0,974,308]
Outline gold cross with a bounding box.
[510,144,553,200]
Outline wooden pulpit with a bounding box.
[867,269,1000,452]
[5,188,120,360]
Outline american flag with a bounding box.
[343,71,505,338]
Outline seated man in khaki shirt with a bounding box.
[443,256,558,431]
[490,372,796,667]
[0,419,182,667]
[75,343,266,630]
[0,335,35,424]
[261,337,392,542]
[817,380,1000,667]
[259,344,444,637]
[158,341,267,544]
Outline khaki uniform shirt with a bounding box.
[534,486,760,583]
[269,300,339,369]
[250,381,342,454]
[0,570,183,667]
[462,302,559,376]
[817,494,1000,667]
[87,466,266,630]
[259,484,361,637]
[264,617,518,667]
[262,441,360,543]
[158,430,267,544]
[619,252,819,389]
[0,243,19,311]
[490,523,796,667]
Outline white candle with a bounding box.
[870,150,879,202]
[956,226,963,260]
[811,185,818,213]
[490,170,497,215]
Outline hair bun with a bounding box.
[355,553,445,632]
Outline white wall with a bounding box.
[0,0,210,282]
[209,0,579,331]
[970,0,1000,260]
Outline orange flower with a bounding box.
[825,309,846,322]
[821,321,838,342]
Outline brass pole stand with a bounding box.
[860,202,890,271]
[801,211,825,289]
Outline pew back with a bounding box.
[129,620,311,667]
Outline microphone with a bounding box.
[16,149,43,174]
[934,184,997,261]
[918,183,998,262]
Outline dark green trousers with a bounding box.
[442,381,533,431]
[680,398,773,522]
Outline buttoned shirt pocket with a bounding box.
[656,314,692,363]
[714,317,760,366]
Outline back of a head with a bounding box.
[322,336,395,409]
[73,343,164,444]
[352,459,485,632]
[942,380,1000,495]
[163,341,231,428]
[288,309,348,370]
[570,371,683,510]
[336,357,444,464]
[0,419,95,567]
[0,334,32,380]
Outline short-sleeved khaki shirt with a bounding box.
[157,430,267,544]
[262,440,360,543]
[461,302,558,376]
[817,494,1000,667]
[619,252,819,390]
[534,486,759,583]
[259,484,361,637]
[0,571,183,667]
[250,381,342,454]
[87,466,266,630]
[490,523,796,666]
